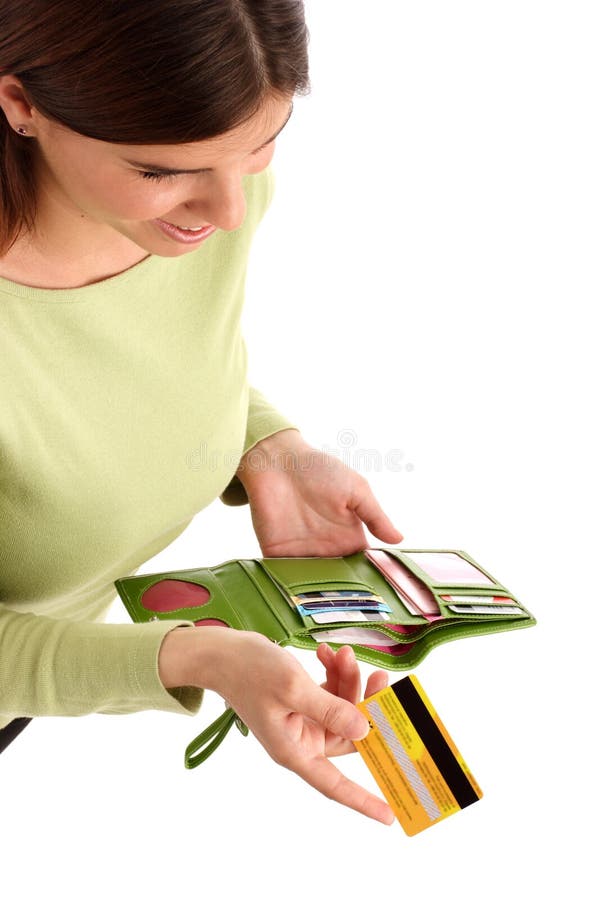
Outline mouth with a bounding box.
[164,222,208,231]
[153,218,217,244]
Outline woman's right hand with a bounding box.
[159,626,394,825]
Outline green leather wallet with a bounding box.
[114,547,536,768]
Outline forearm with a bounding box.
[0,608,203,720]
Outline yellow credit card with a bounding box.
[354,675,483,836]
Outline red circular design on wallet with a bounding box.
[193,619,230,627]
[141,579,211,613]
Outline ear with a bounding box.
[0,74,37,130]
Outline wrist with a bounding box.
[158,625,245,695]
[236,428,310,487]
[158,627,200,689]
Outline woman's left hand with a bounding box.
[236,429,403,557]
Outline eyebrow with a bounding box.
[124,103,294,175]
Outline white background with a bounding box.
[2,2,598,897]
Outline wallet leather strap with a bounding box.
[184,708,249,769]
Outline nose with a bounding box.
[187,172,247,233]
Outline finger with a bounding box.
[317,643,340,695]
[318,644,361,705]
[294,754,395,825]
[319,646,362,756]
[348,482,403,544]
[325,667,387,756]
[324,734,356,758]
[365,669,388,699]
[334,644,362,705]
[299,682,370,742]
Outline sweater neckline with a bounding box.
[0,251,162,302]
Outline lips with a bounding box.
[165,222,207,230]
[153,218,217,244]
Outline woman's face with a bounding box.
[24,91,293,257]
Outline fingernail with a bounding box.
[356,717,370,741]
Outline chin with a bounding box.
[151,242,203,257]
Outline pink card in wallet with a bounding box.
[365,549,442,619]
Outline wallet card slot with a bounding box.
[437,597,530,618]
[308,620,427,644]
[253,556,388,632]
[307,618,460,658]
[255,556,378,595]
[437,591,520,606]
[254,554,424,628]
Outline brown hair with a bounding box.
[0,0,310,256]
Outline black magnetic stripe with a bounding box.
[392,678,479,809]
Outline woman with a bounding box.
[0,0,402,824]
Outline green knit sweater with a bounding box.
[0,167,296,730]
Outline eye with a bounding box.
[140,170,178,183]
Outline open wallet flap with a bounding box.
[114,547,536,768]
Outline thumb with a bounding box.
[300,683,370,741]
[349,483,403,544]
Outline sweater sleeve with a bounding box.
[219,385,300,506]
[0,607,203,722]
